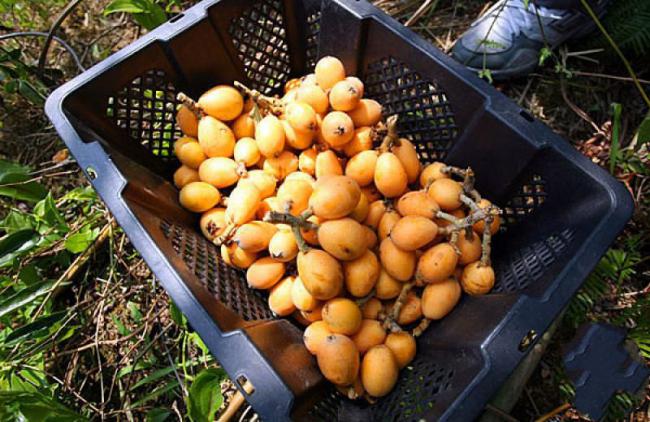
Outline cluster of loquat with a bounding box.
[171,56,501,399]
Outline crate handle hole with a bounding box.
[520,110,534,122]
[86,166,98,180]
[169,13,185,23]
[236,375,255,396]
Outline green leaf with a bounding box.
[17,80,45,105]
[609,102,623,173]
[61,186,97,203]
[146,408,171,422]
[0,391,84,421]
[169,300,187,328]
[112,314,130,336]
[105,0,147,14]
[0,211,36,234]
[131,366,176,390]
[34,194,68,234]
[64,226,99,253]
[105,0,168,30]
[637,115,650,145]
[3,311,68,347]
[127,301,143,322]
[18,264,39,285]
[0,280,54,319]
[539,47,553,66]
[0,229,39,267]
[131,380,180,407]
[188,368,226,422]
[0,160,47,203]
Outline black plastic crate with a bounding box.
[45,0,633,420]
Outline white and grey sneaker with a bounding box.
[451,0,610,79]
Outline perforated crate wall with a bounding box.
[106,69,180,162]
[493,229,574,293]
[502,174,548,227]
[305,9,322,71]
[228,0,292,94]
[160,220,274,321]
[364,56,459,162]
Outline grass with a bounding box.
[0,0,648,421]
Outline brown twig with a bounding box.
[534,402,571,422]
[177,92,203,119]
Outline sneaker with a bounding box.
[451,0,610,80]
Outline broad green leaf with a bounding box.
[34,194,68,234]
[147,408,171,422]
[3,311,68,347]
[0,229,39,267]
[131,366,176,390]
[105,0,168,30]
[0,280,53,319]
[18,264,39,285]
[0,210,36,234]
[0,391,84,421]
[0,170,47,203]
[104,0,147,14]
[64,226,99,253]
[188,368,226,422]
[131,380,180,407]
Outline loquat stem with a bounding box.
[412,318,431,337]
[263,210,316,253]
[480,215,493,266]
[378,115,401,152]
[383,282,413,331]
[177,92,203,118]
[449,230,461,255]
[233,81,284,116]
[460,193,481,213]
[213,222,237,247]
[339,385,361,400]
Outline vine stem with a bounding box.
[37,0,83,79]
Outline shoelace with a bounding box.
[477,0,567,46]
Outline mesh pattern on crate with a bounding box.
[229,0,291,94]
[493,229,574,293]
[160,220,274,321]
[307,358,454,421]
[502,174,547,227]
[106,69,180,162]
[364,57,458,161]
[305,10,321,71]
[372,357,454,421]
[307,389,342,421]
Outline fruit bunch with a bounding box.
[172,56,501,400]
